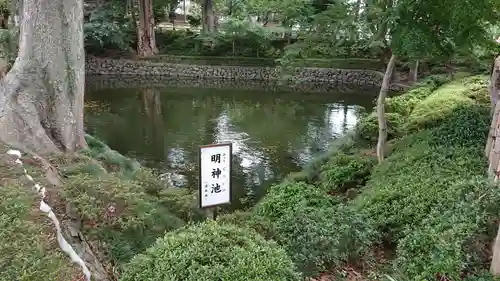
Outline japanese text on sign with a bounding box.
[199,143,232,208]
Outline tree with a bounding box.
[376,53,396,163]
[201,0,216,32]
[137,0,158,56]
[0,0,88,156]
[374,0,498,161]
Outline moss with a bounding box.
[0,184,79,281]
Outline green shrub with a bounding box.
[355,112,405,142]
[319,152,377,194]
[356,142,486,240]
[386,86,434,116]
[254,182,376,276]
[120,221,302,281]
[254,181,338,221]
[426,104,490,148]
[394,177,500,280]
[271,204,378,276]
[218,210,275,238]
[406,87,474,130]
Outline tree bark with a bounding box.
[0,0,87,156]
[376,53,397,163]
[488,55,500,275]
[409,60,419,83]
[201,0,215,33]
[486,56,500,162]
[137,0,158,57]
[492,223,500,275]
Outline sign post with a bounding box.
[199,143,232,220]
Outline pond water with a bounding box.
[84,77,378,209]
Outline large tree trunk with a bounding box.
[376,53,397,163]
[486,56,500,167]
[137,0,158,57]
[0,0,87,156]
[488,55,500,275]
[0,0,113,280]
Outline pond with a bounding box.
[84,76,378,209]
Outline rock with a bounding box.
[85,57,388,87]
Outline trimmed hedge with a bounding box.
[120,221,302,281]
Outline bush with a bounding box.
[355,112,405,142]
[406,88,474,130]
[271,204,378,276]
[254,181,338,221]
[386,86,434,116]
[356,141,486,240]
[394,177,500,280]
[426,104,490,148]
[254,182,377,276]
[120,221,302,281]
[218,210,275,238]
[319,152,377,194]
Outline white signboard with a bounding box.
[199,143,232,208]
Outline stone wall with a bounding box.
[86,74,382,95]
[86,57,405,90]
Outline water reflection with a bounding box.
[84,84,375,208]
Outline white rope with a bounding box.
[6,149,91,281]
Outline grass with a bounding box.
[0,135,201,279]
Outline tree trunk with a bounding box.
[137,0,158,57]
[0,0,87,156]
[409,60,419,83]
[486,56,500,162]
[376,53,397,163]
[201,0,215,33]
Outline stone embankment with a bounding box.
[86,57,406,91]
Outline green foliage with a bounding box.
[406,87,474,130]
[82,134,141,177]
[218,210,275,238]
[394,177,500,280]
[254,181,338,221]
[270,204,378,276]
[120,221,302,281]
[84,3,134,53]
[356,96,489,242]
[319,152,377,194]
[355,112,405,142]
[0,185,76,281]
[62,173,185,264]
[386,86,434,116]
[254,182,377,276]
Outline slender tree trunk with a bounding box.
[0,0,88,156]
[137,0,158,57]
[409,60,419,83]
[376,54,397,163]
